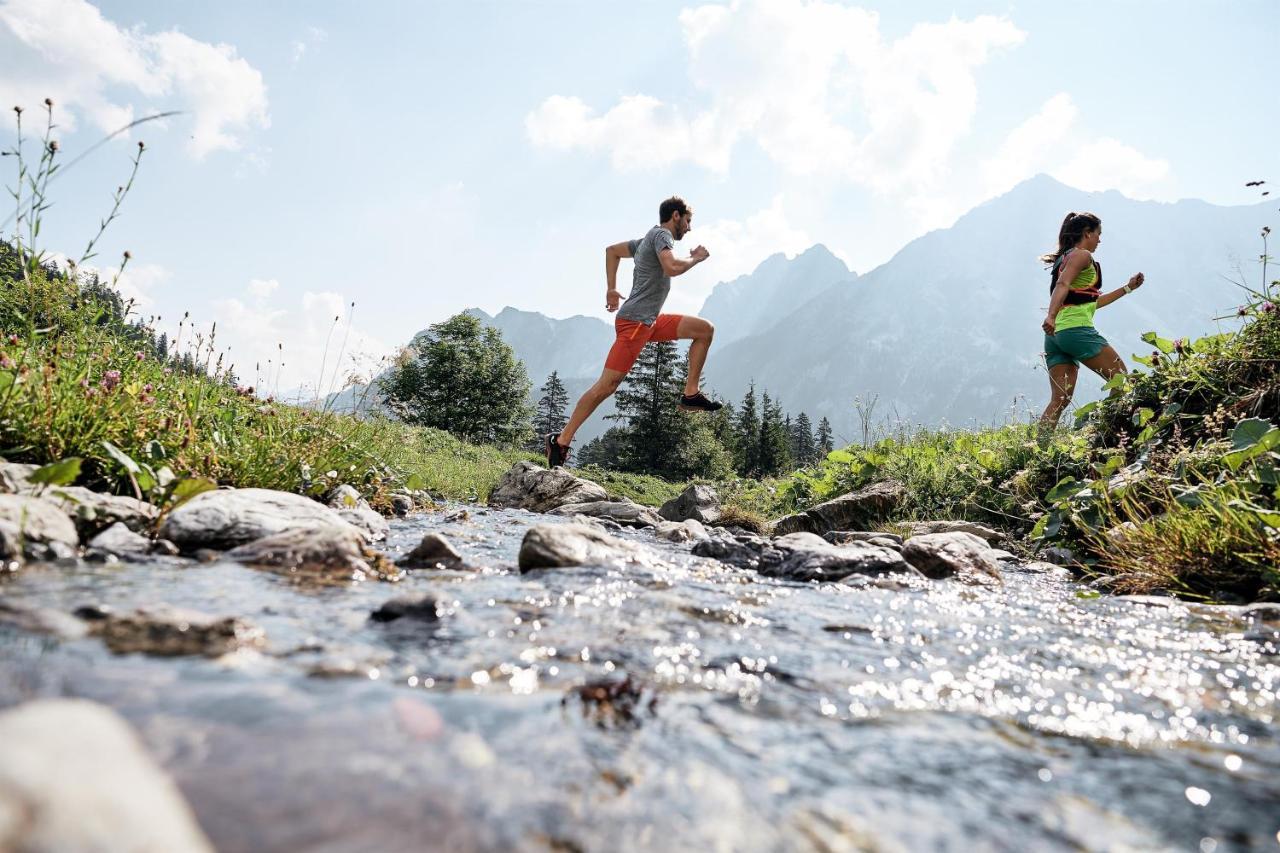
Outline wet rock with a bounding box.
[771,480,905,536]
[692,529,784,569]
[658,483,722,524]
[906,520,1004,543]
[1242,603,1280,645]
[901,532,1004,586]
[159,487,363,551]
[694,528,918,582]
[87,521,167,560]
[564,675,656,729]
[1006,560,1071,578]
[0,493,80,561]
[93,604,266,657]
[0,600,89,639]
[0,461,39,493]
[398,532,463,568]
[654,518,711,543]
[327,484,390,541]
[370,594,439,623]
[825,530,903,546]
[548,499,661,528]
[1105,521,1139,546]
[390,493,414,516]
[0,699,215,852]
[1041,546,1076,566]
[226,525,400,584]
[518,523,655,571]
[867,536,903,551]
[487,461,608,513]
[0,463,158,536]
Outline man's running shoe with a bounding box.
[545,433,571,468]
[678,391,723,412]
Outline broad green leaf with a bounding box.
[1102,374,1128,392]
[827,449,855,464]
[1230,418,1274,450]
[976,448,997,470]
[1175,486,1206,508]
[1140,331,1175,354]
[1136,424,1157,445]
[27,457,81,487]
[1224,428,1280,470]
[1132,408,1154,427]
[100,440,140,474]
[1046,477,1082,503]
[1093,454,1124,478]
[169,477,217,508]
[1132,353,1158,368]
[403,473,425,492]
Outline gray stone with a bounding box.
[370,594,439,623]
[906,520,1005,543]
[159,487,363,551]
[94,604,266,657]
[488,461,608,513]
[398,532,463,568]
[658,483,722,524]
[0,600,89,639]
[825,530,903,546]
[87,521,158,559]
[326,484,389,541]
[0,699,215,852]
[694,528,918,583]
[43,486,158,537]
[548,499,661,528]
[867,536,903,551]
[0,493,80,561]
[771,480,905,536]
[391,494,414,516]
[1041,546,1076,566]
[654,518,711,543]
[901,531,1005,586]
[226,525,400,585]
[0,461,40,493]
[518,523,654,571]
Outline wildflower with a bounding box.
[84,388,97,398]
[326,470,338,479]
[143,383,153,393]
[1173,338,1186,355]
[7,334,17,345]
[78,377,89,388]
[0,356,12,370]
[123,250,132,260]
[139,394,155,405]
[134,350,145,361]
[44,97,52,107]
[12,106,21,115]
[101,370,121,391]
[48,140,59,153]
[1265,302,1277,314]
[1238,306,1249,316]
[163,367,173,376]
[138,141,145,151]
[1151,351,1161,362]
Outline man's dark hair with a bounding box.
[659,196,690,223]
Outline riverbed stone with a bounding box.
[159,487,363,551]
[390,493,414,516]
[518,522,654,571]
[548,499,661,528]
[0,600,89,639]
[93,604,266,657]
[654,518,711,543]
[398,532,463,568]
[905,520,1004,543]
[693,528,918,582]
[326,484,390,541]
[771,480,905,536]
[87,521,162,559]
[0,699,215,852]
[226,524,400,584]
[0,493,80,561]
[658,483,722,524]
[825,530,903,546]
[370,594,440,623]
[901,531,1005,586]
[488,461,608,513]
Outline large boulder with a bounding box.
[0,462,158,536]
[159,487,362,551]
[658,483,722,524]
[0,699,215,852]
[91,604,266,657]
[905,520,1004,543]
[548,500,661,528]
[693,528,919,583]
[226,525,400,585]
[0,493,79,561]
[518,523,655,572]
[771,480,905,536]
[488,462,607,513]
[900,531,1005,586]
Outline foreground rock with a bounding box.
[488,461,608,513]
[694,529,919,583]
[87,522,178,560]
[900,531,1005,586]
[518,523,655,572]
[159,487,364,551]
[905,520,1004,543]
[0,699,216,852]
[771,480,905,536]
[227,525,400,584]
[0,462,159,536]
[91,604,266,656]
[398,532,464,568]
[370,594,440,623]
[654,518,711,543]
[0,493,79,561]
[825,530,903,546]
[327,484,390,541]
[0,600,89,639]
[658,483,722,524]
[548,500,661,528]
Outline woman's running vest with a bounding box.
[1049,248,1102,332]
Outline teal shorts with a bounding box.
[1044,326,1109,368]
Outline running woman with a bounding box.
[1038,211,1146,434]
[546,196,722,468]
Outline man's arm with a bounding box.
[658,245,710,277]
[605,241,633,312]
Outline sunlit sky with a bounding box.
[2,0,1276,392]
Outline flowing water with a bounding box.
[1,506,1277,852]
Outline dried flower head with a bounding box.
[101,370,122,391]
[48,140,59,153]
[6,334,16,345]
[43,97,52,107]
[123,250,132,260]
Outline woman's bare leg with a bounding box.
[1039,363,1079,434]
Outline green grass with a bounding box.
[572,464,684,507]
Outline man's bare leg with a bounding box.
[557,367,627,448]
[675,315,715,396]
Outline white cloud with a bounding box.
[205,280,393,400]
[663,195,814,314]
[47,253,168,312]
[0,0,269,158]
[1058,138,1170,199]
[290,26,326,65]
[526,1,1024,191]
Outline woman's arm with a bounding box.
[1097,272,1145,308]
[1042,250,1092,334]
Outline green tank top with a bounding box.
[1054,260,1098,332]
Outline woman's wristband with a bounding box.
[1122,284,1133,295]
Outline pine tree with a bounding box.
[792,411,817,466]
[734,382,760,475]
[611,340,686,473]
[531,370,570,443]
[817,416,835,456]
[758,391,792,475]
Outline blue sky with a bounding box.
[1,0,1276,394]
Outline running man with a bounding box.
[546,196,722,468]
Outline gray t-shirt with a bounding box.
[617,225,676,325]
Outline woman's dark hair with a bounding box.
[1039,211,1101,264]
[659,196,690,223]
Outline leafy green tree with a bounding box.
[531,370,569,444]
[577,426,629,468]
[379,312,531,446]
[817,416,835,456]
